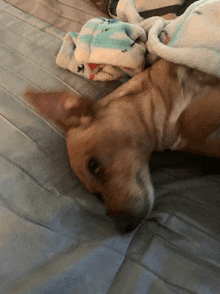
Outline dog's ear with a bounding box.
[24,91,97,132]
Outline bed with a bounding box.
[1,0,220,293]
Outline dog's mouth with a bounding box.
[94,191,154,234]
[93,190,153,234]
[93,164,154,234]
[114,192,154,234]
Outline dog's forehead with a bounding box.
[67,120,121,155]
[70,109,129,139]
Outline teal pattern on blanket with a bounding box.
[145,0,220,78]
[56,16,147,81]
[69,31,78,39]
[79,18,135,50]
[167,0,208,46]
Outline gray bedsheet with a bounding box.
[1,1,220,293]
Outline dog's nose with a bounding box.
[114,213,144,234]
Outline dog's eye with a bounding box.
[88,158,100,175]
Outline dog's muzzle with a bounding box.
[114,164,154,234]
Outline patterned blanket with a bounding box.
[56,17,147,81]
[144,0,220,78]
[56,0,220,80]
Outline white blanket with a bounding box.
[120,0,220,77]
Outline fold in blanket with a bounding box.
[56,17,146,81]
[56,0,220,81]
[145,0,220,78]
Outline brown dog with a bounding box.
[24,59,220,233]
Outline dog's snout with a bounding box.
[114,213,144,234]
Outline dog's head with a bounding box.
[24,90,155,233]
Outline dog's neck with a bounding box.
[132,59,192,152]
[148,60,197,152]
[100,59,219,155]
[99,59,189,152]
[143,60,220,153]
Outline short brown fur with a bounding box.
[24,58,220,228]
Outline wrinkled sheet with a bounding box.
[1,1,220,293]
[3,0,107,32]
